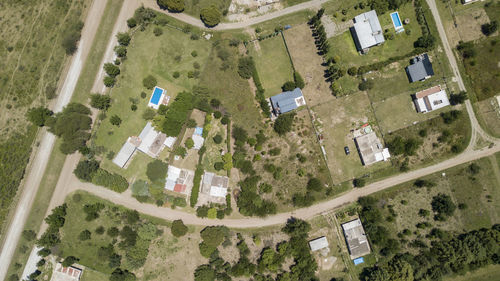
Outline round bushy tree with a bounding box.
[158,0,185,12]
[143,75,157,89]
[200,5,222,27]
[171,219,188,237]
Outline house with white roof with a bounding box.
[413,85,450,113]
[350,10,385,53]
[201,172,229,198]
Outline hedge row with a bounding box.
[189,165,204,207]
[251,58,272,116]
[92,168,129,193]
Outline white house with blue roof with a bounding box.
[269,88,306,116]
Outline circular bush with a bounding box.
[171,219,188,237]
[143,75,157,89]
[213,111,222,119]
[221,116,229,125]
[213,134,223,144]
[214,162,224,171]
[173,71,180,78]
[140,91,147,98]
[200,5,222,27]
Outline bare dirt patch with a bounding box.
[284,24,333,107]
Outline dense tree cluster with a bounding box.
[273,112,295,135]
[361,225,500,281]
[37,204,67,248]
[27,107,53,127]
[387,136,422,156]
[481,20,498,36]
[74,159,128,192]
[237,175,277,216]
[200,5,222,27]
[157,0,184,12]
[157,91,194,136]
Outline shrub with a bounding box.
[116,32,131,46]
[237,57,255,79]
[104,63,120,78]
[347,67,358,76]
[79,230,91,241]
[142,108,156,120]
[449,91,467,105]
[221,115,229,125]
[146,160,168,183]
[74,159,99,182]
[353,178,366,187]
[481,20,498,36]
[90,94,111,110]
[213,111,222,119]
[185,137,194,149]
[213,134,223,144]
[191,50,198,57]
[127,17,137,28]
[153,27,163,36]
[214,162,224,171]
[143,75,157,89]
[27,107,53,127]
[282,81,296,92]
[431,193,456,218]
[358,80,374,91]
[294,72,305,89]
[91,169,129,193]
[62,256,79,267]
[200,5,222,27]
[110,115,122,126]
[103,76,116,87]
[307,178,323,192]
[171,219,188,237]
[107,227,120,237]
[61,22,83,54]
[273,112,295,135]
[157,0,184,12]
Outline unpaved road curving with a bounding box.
[143,0,328,30]
[0,0,109,280]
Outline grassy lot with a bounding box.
[251,10,313,35]
[0,0,89,239]
[94,23,212,170]
[366,154,500,256]
[386,107,471,169]
[475,97,500,138]
[444,265,500,281]
[72,0,125,104]
[311,91,393,184]
[248,35,294,96]
[327,3,422,67]
[201,116,228,176]
[81,268,109,281]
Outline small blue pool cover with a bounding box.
[353,257,364,265]
[194,127,203,136]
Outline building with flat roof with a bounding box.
[269,88,306,115]
[406,53,434,83]
[51,263,82,281]
[309,236,329,252]
[354,132,390,166]
[165,165,193,194]
[351,10,385,53]
[413,85,450,113]
[201,172,229,198]
[112,139,136,168]
[342,219,371,259]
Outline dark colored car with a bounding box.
[344,146,350,155]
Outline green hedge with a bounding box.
[189,165,204,207]
[92,168,129,193]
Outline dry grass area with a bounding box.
[476,97,500,138]
[283,24,333,107]
[311,92,391,184]
[171,109,206,170]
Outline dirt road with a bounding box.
[143,0,328,30]
[0,0,109,279]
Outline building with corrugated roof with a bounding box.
[350,10,385,53]
[269,88,306,116]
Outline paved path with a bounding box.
[0,0,110,279]
[143,0,328,30]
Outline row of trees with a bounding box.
[74,159,129,192]
[237,56,271,116]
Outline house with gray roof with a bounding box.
[350,10,385,53]
[269,88,306,116]
[406,53,434,83]
[342,219,371,259]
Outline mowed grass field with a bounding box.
[327,3,422,67]
[249,35,294,96]
[443,265,500,281]
[94,23,212,177]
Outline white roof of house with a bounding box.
[163,136,177,148]
[167,165,181,181]
[210,186,227,197]
[353,10,384,50]
[342,218,371,259]
[192,134,205,150]
[309,236,329,251]
[165,179,176,191]
[112,139,136,168]
[137,122,161,154]
[414,87,450,113]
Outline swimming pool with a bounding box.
[150,87,164,105]
[390,12,403,30]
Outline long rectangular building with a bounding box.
[342,218,371,259]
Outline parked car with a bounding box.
[344,146,350,155]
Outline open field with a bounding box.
[366,154,500,254]
[81,268,109,281]
[475,97,500,138]
[0,0,89,243]
[249,35,294,96]
[311,91,393,184]
[284,24,333,107]
[443,264,500,281]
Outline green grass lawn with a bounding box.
[328,3,422,67]
[81,268,109,281]
[94,23,212,167]
[249,35,294,97]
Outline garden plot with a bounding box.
[311,92,391,184]
[248,34,294,96]
[284,24,333,107]
[171,109,206,171]
[201,116,229,176]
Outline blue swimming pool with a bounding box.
[150,87,163,105]
[391,12,403,29]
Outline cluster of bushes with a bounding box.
[431,193,456,221]
[190,165,204,207]
[28,103,92,154]
[61,20,84,55]
[104,32,131,87]
[237,175,277,216]
[74,159,128,192]
[481,20,498,36]
[361,225,500,281]
[368,0,411,14]
[157,0,184,12]
[157,91,194,136]
[193,219,318,280]
[413,0,436,49]
[273,112,295,135]
[387,135,422,157]
[200,5,222,27]
[196,199,232,219]
[237,56,271,116]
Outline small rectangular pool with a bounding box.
[390,12,404,31]
[150,87,164,105]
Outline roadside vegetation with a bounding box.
[0,0,89,238]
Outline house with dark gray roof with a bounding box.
[350,10,385,53]
[406,53,434,83]
[269,88,306,115]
